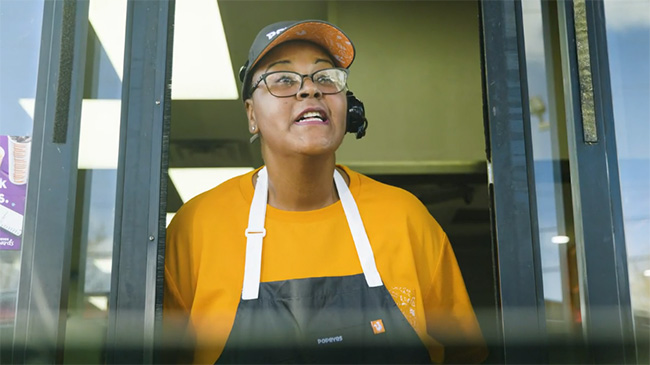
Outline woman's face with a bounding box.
[245,41,347,159]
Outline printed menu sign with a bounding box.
[0,135,30,250]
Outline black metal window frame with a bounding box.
[481,0,636,363]
[11,0,89,363]
[105,0,175,364]
[479,0,547,363]
[556,0,636,363]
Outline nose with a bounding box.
[296,76,322,99]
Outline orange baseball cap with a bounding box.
[239,20,355,101]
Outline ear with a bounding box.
[245,99,257,133]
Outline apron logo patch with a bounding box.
[317,335,343,345]
[371,319,385,334]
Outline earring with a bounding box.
[251,125,256,132]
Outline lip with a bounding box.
[294,107,329,125]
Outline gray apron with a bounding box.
[216,168,431,363]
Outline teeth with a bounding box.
[300,111,323,120]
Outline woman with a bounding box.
[164,20,487,364]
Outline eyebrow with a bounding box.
[266,60,291,71]
[265,58,335,72]
[315,58,335,66]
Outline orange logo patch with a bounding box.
[371,319,385,334]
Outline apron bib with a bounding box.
[216,168,431,363]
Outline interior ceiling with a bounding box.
[170,1,330,156]
[166,1,491,244]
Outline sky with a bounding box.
[0,0,43,137]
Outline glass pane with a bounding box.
[521,1,585,361]
[604,1,650,363]
[0,0,43,361]
[62,0,127,362]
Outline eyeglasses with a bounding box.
[250,68,349,98]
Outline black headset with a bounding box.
[346,91,368,139]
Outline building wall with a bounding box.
[332,1,486,166]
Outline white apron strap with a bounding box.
[243,167,382,300]
[242,167,268,300]
[333,169,383,288]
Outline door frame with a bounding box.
[479,0,547,362]
[11,0,89,363]
[105,0,175,363]
[556,0,635,362]
[481,0,637,363]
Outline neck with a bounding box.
[260,154,342,211]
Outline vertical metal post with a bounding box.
[556,0,636,363]
[12,0,89,363]
[105,0,174,363]
[479,0,547,362]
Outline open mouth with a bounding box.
[295,110,328,124]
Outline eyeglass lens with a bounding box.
[264,68,347,97]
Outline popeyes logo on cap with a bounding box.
[266,26,288,40]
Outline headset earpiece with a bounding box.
[346,91,368,139]
[239,61,249,82]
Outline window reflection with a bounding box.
[521,0,584,361]
[0,2,43,362]
[604,1,650,363]
[63,0,126,362]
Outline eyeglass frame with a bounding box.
[249,67,349,98]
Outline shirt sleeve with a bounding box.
[163,211,192,313]
[423,223,488,363]
[162,210,197,362]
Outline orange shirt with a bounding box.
[164,166,487,363]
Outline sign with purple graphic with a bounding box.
[0,135,31,250]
